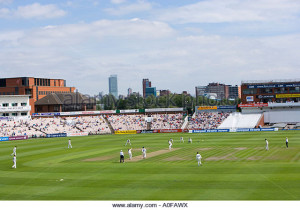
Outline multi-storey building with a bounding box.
[206,83,229,100]
[159,89,171,96]
[241,79,300,104]
[228,85,241,100]
[196,83,240,100]
[127,88,132,97]
[195,86,207,97]
[0,95,31,119]
[0,77,75,114]
[145,87,157,98]
[142,78,151,98]
[109,75,118,98]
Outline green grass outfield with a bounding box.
[0,131,300,200]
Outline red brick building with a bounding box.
[35,92,96,113]
[0,77,75,114]
[241,79,300,104]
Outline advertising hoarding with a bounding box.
[115,130,137,134]
[238,103,268,108]
[9,136,28,141]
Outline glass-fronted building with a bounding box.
[109,75,118,99]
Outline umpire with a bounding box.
[120,150,125,163]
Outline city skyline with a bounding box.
[1,0,300,96]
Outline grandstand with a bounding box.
[0,110,186,137]
[187,112,230,130]
[3,102,300,138]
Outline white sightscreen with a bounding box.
[264,111,300,123]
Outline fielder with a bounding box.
[120,150,125,163]
[196,152,202,166]
[188,137,192,144]
[12,155,16,169]
[11,146,17,156]
[169,140,172,150]
[286,137,288,148]
[125,139,131,146]
[180,137,184,143]
[142,147,147,159]
[265,139,269,151]
[68,139,72,149]
[128,148,132,160]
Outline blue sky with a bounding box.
[1,0,300,96]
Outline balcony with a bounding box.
[0,106,31,112]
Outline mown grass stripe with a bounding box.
[0,131,300,200]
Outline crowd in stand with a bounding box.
[32,117,80,135]
[0,116,111,137]
[188,112,230,130]
[107,114,147,131]
[0,119,45,137]
[150,113,183,129]
[106,113,184,131]
[1,112,188,137]
[66,116,111,134]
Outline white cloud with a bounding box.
[0,0,13,4]
[0,19,175,94]
[0,7,9,17]
[18,19,173,48]
[1,20,299,94]
[1,0,300,95]
[0,3,66,19]
[106,0,152,16]
[157,0,300,23]
[0,30,24,45]
[110,0,126,4]
[15,3,66,19]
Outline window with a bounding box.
[259,88,273,94]
[2,113,9,116]
[11,103,18,107]
[289,87,300,93]
[54,106,60,112]
[243,89,257,94]
[274,87,288,93]
[0,79,6,87]
[2,103,8,107]
[11,113,18,116]
[262,98,273,103]
[21,103,27,106]
[21,112,27,116]
[25,89,31,94]
[22,77,28,86]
